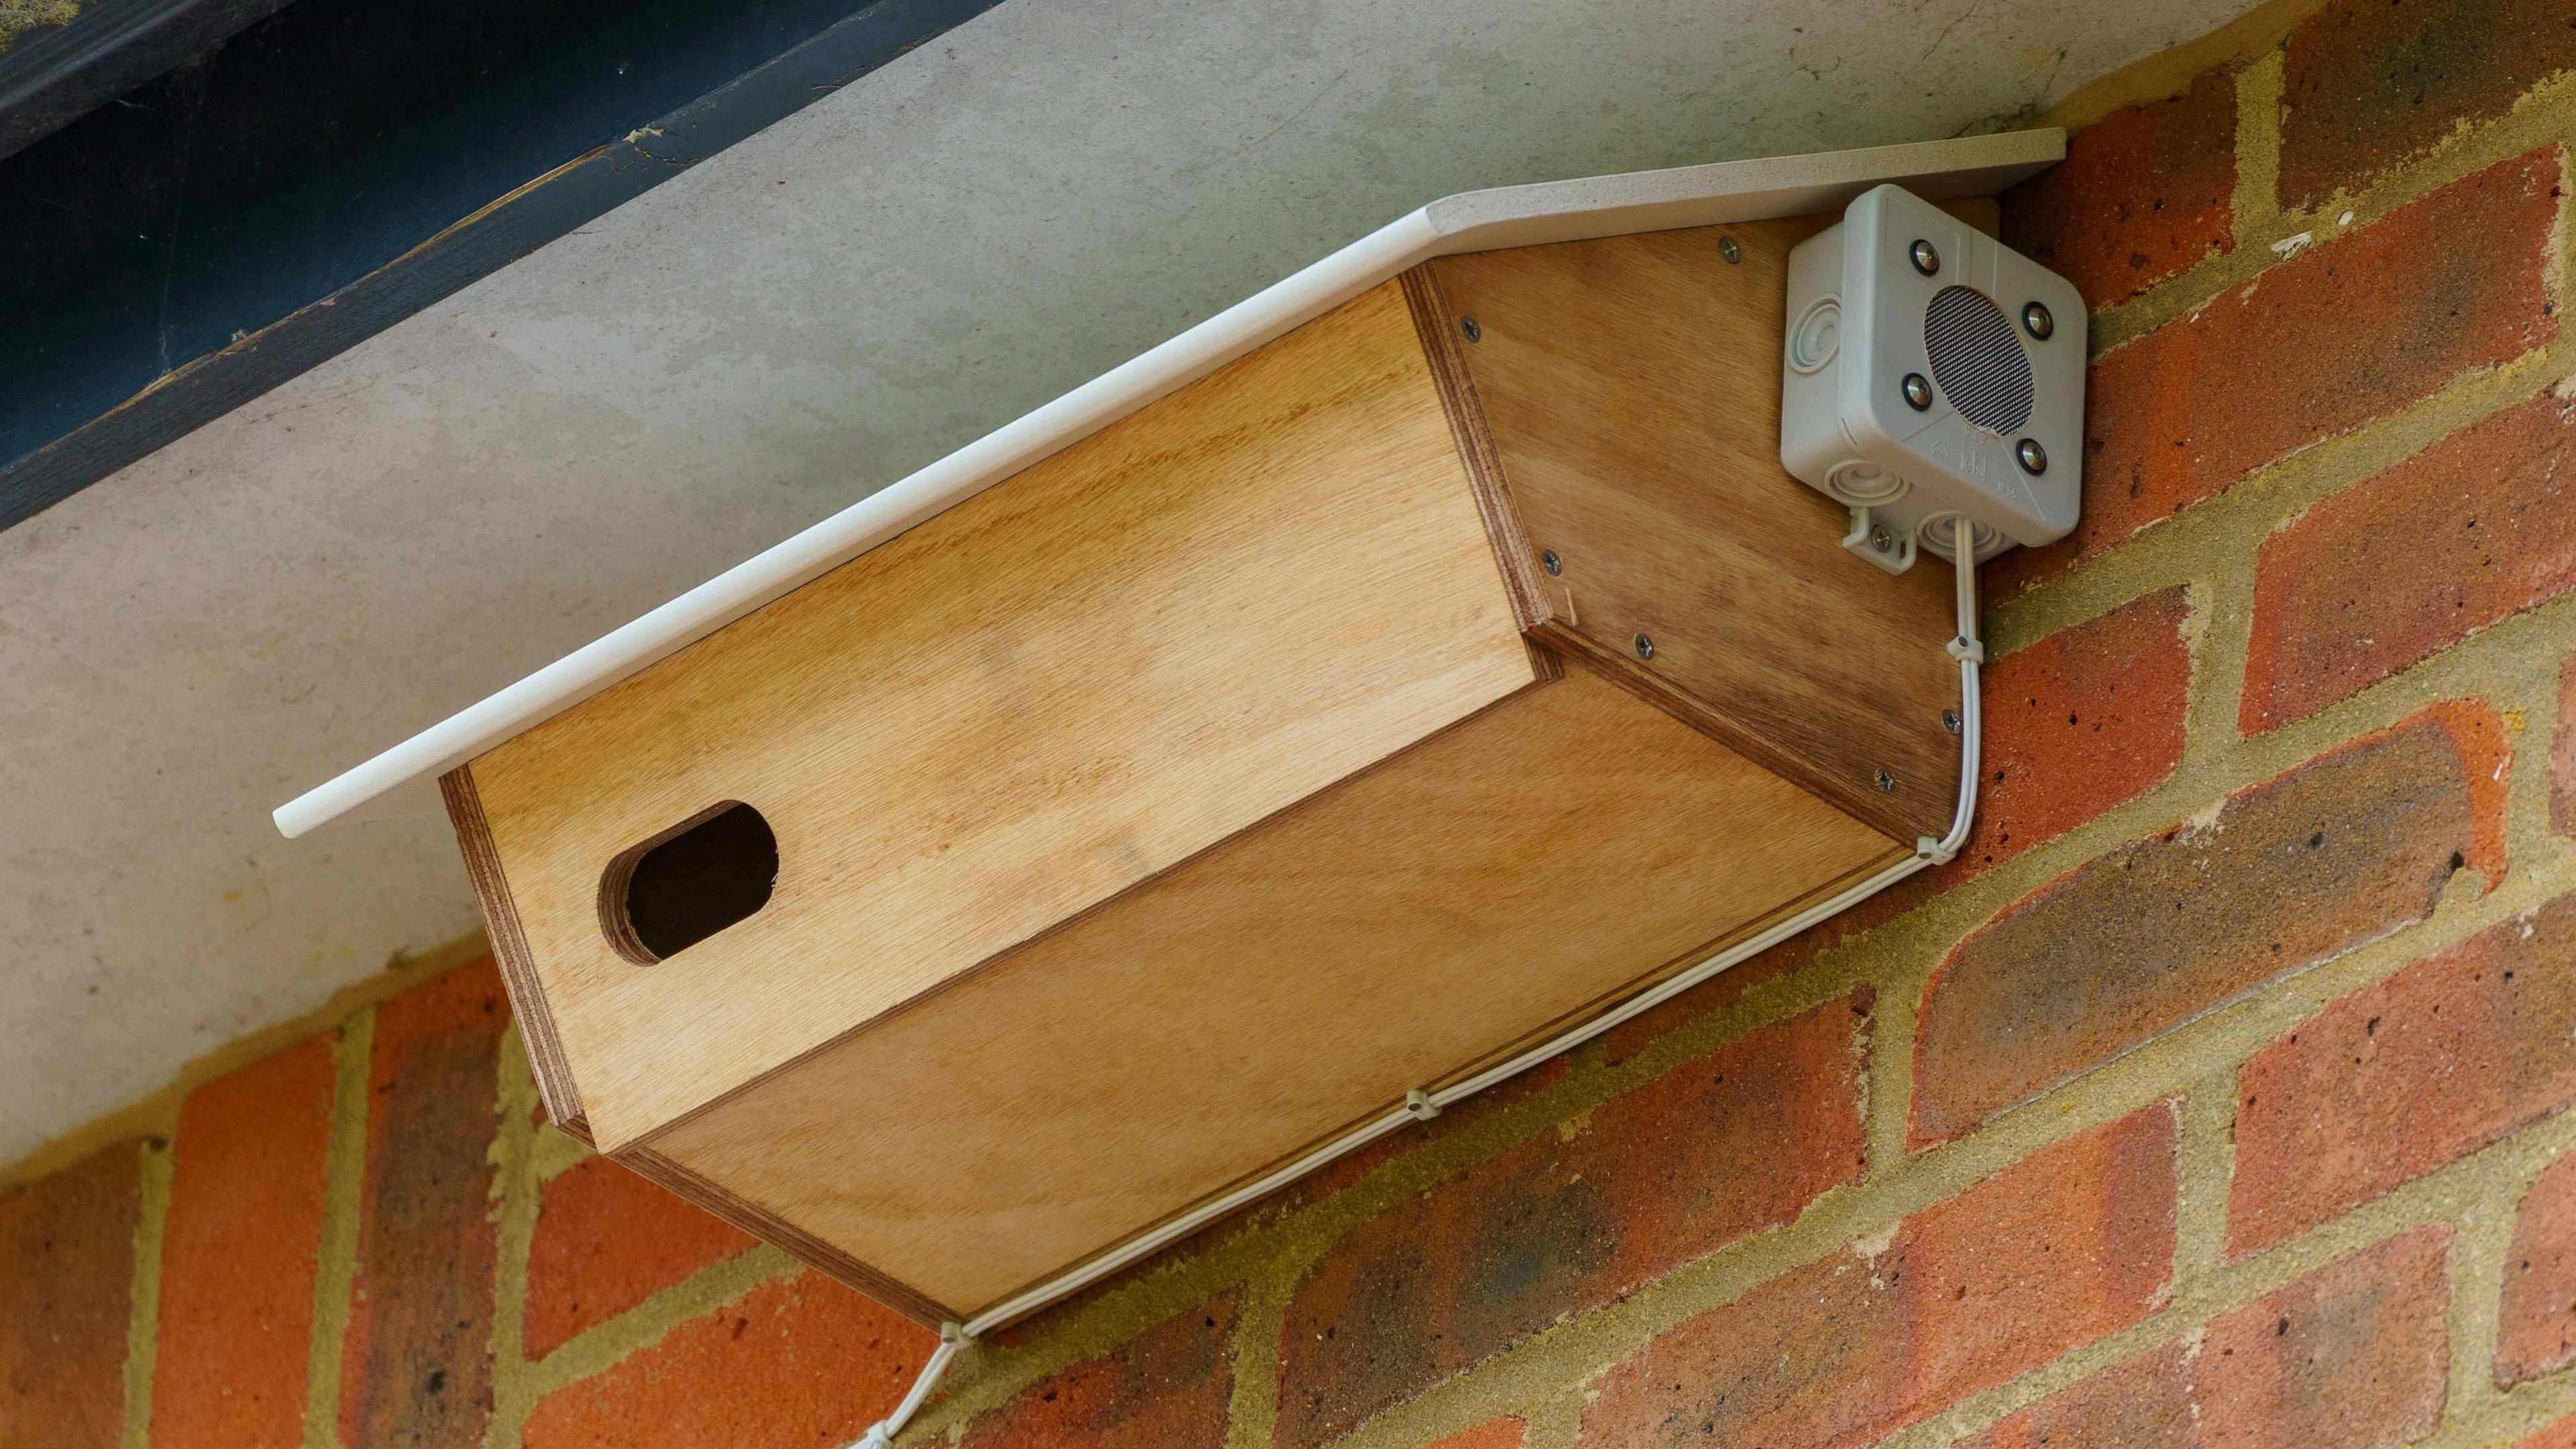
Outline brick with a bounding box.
[1950,586,2194,879]
[1576,1105,2175,1449]
[1277,993,1873,1449]
[524,1155,757,1361]
[2196,1226,2450,1448]
[2002,66,2237,309]
[2555,656,2576,837]
[2231,890,2576,1254]
[0,1142,140,1449]
[338,961,507,1449]
[1612,586,2198,1065]
[2500,1152,2576,1384]
[973,1063,1582,1346]
[2528,1416,2576,1449]
[961,1293,1237,1449]
[1915,702,2506,1145]
[1618,596,2202,1059]
[1427,1418,1525,1449]
[1990,149,2560,598]
[1961,1228,2448,1449]
[2280,0,2576,209]
[522,1271,936,1449]
[2244,392,2576,731]
[152,1037,335,1449]
[1585,1246,1904,1448]
[1900,1106,2176,1395]
[1956,1341,2194,1449]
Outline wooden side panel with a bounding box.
[467,278,1540,1150]
[1418,221,1965,841]
[647,665,1902,1318]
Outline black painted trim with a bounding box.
[0,0,297,160]
[0,0,1000,534]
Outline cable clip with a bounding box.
[1404,1089,1442,1121]
[1945,635,1984,664]
[1840,505,1919,577]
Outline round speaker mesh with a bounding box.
[1923,285,2033,435]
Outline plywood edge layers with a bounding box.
[1399,265,1552,636]
[617,1143,961,1326]
[440,763,588,1138]
[951,814,1908,1326]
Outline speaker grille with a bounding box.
[1923,285,2033,435]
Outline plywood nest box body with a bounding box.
[280,131,2061,1328]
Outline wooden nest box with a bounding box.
[280,132,2060,1328]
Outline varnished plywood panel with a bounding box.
[648,665,1901,1317]
[468,278,1539,1150]
[1420,221,1964,841]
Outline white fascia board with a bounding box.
[275,127,2063,838]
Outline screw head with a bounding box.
[1459,317,1481,343]
[2021,301,2054,339]
[1719,236,1742,264]
[1909,238,1940,276]
[1901,372,1933,411]
[2015,437,2048,475]
[1941,708,1962,735]
[1540,549,1562,576]
[1868,523,1896,553]
[1633,633,1655,661]
[1875,767,1897,792]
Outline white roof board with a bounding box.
[275,127,2063,837]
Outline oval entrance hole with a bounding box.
[599,801,778,964]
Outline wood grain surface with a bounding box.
[466,278,1538,1150]
[647,664,1899,1316]
[1419,219,1966,841]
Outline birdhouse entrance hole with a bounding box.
[599,801,778,963]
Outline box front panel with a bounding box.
[467,278,1539,1150]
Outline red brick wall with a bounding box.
[14,4,2576,1446]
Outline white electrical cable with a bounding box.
[849,531,1985,1446]
[855,1326,967,1449]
